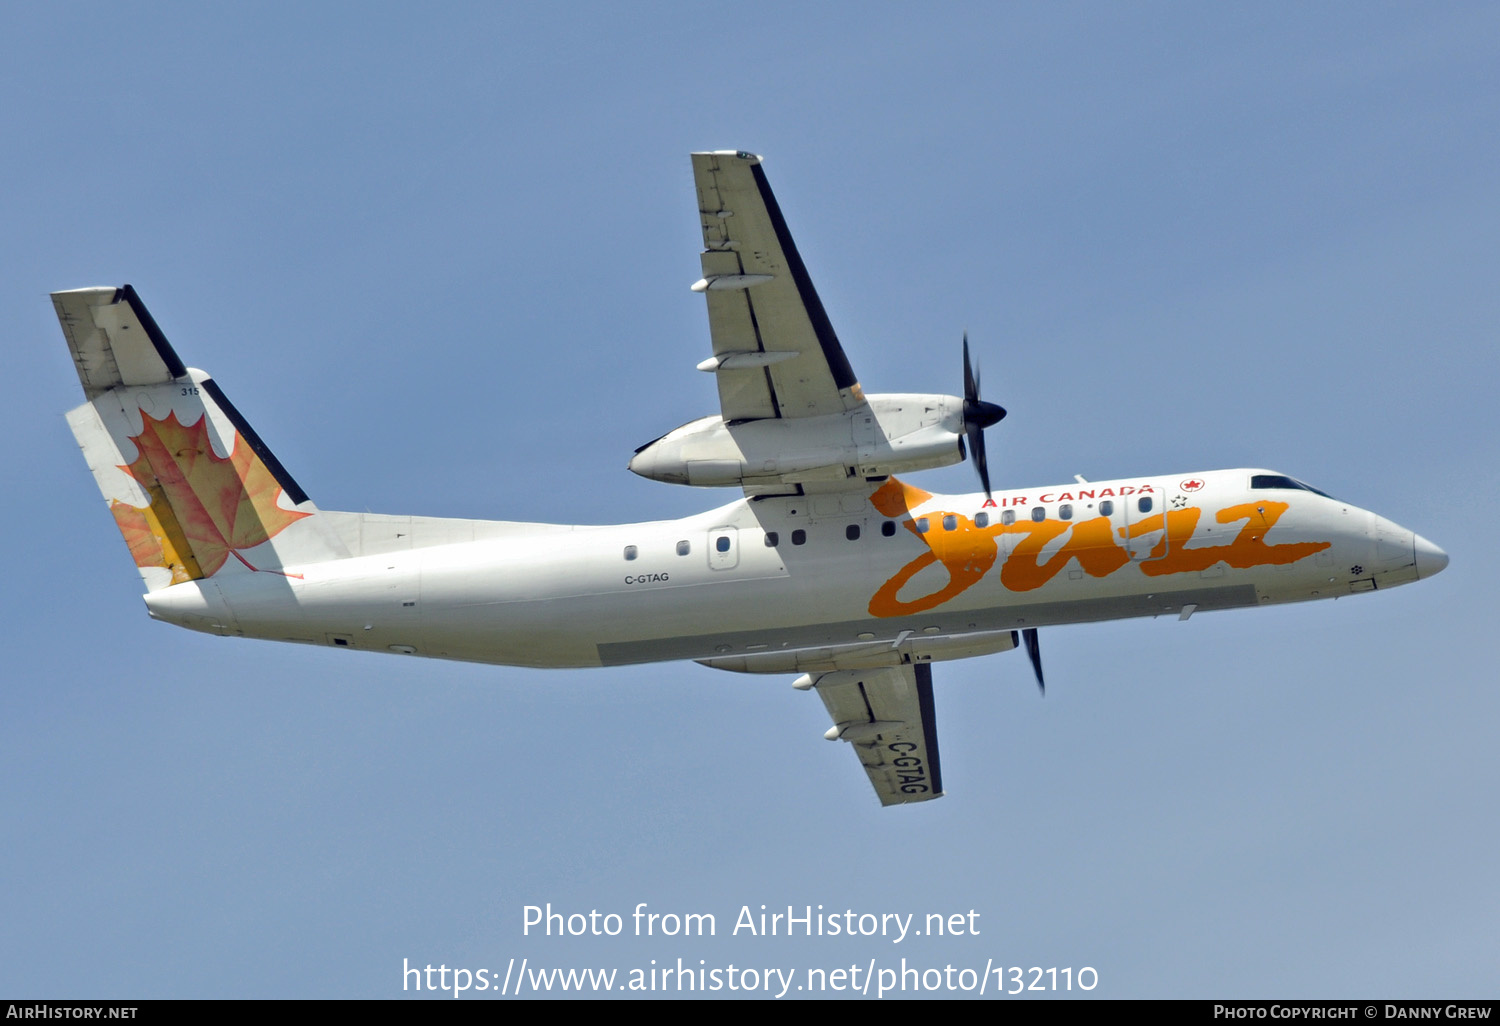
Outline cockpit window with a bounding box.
[1250,474,1336,500]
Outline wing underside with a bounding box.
[814,663,944,805]
[691,151,864,423]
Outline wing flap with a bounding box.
[815,663,944,806]
[698,248,778,421]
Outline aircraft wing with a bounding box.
[691,151,866,423]
[813,663,944,805]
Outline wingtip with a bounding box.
[50,285,119,300]
[695,149,763,164]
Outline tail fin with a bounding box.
[56,285,347,591]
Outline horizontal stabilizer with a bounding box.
[54,285,187,398]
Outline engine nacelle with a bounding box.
[628,393,966,488]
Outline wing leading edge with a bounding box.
[813,663,944,805]
[691,151,865,423]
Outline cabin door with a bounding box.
[707,526,739,570]
[1121,490,1169,563]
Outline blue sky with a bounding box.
[3,2,1496,998]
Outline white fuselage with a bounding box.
[141,468,1443,673]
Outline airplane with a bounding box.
[54,149,1448,806]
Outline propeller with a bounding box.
[961,333,1006,501]
[1022,627,1044,696]
[961,336,1042,696]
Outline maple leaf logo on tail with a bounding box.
[113,410,310,580]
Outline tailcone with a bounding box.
[143,580,239,636]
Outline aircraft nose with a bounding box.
[1413,534,1449,579]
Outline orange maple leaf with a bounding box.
[116,410,309,577]
[109,492,202,585]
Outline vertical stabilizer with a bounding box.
[56,286,347,592]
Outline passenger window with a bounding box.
[846,524,860,541]
[1001,510,1015,526]
[1099,500,1113,516]
[942,514,956,531]
[1138,496,1153,514]
[916,517,930,533]
[792,529,806,545]
[975,511,989,528]
[881,520,896,537]
[764,532,779,547]
[1031,507,1046,522]
[623,545,638,561]
[1059,503,1073,521]
[676,540,690,556]
[715,536,731,553]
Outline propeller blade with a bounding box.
[963,331,978,403]
[1022,627,1044,696]
[960,333,1006,501]
[966,417,991,501]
